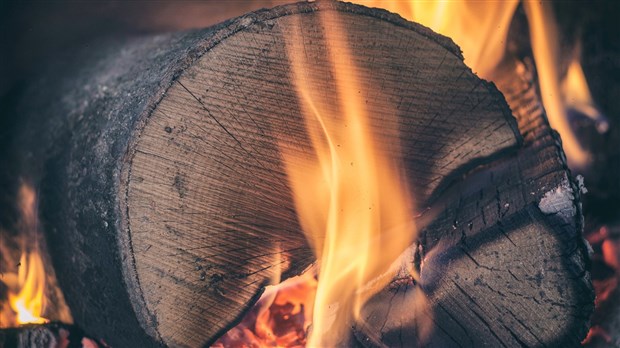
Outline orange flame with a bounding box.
[522,1,591,168]
[0,183,72,328]
[7,252,49,325]
[281,9,417,346]
[561,47,608,133]
[354,0,596,169]
[357,0,519,80]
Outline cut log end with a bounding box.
[121,2,524,346]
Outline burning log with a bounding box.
[4,1,593,347]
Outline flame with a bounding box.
[561,49,608,133]
[354,0,595,169]
[280,10,417,346]
[563,55,596,117]
[523,1,591,168]
[8,253,49,325]
[357,0,519,80]
[0,183,72,328]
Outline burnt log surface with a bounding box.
[3,1,592,347]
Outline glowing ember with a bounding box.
[0,183,72,328]
[213,271,317,347]
[583,225,620,346]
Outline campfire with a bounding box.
[1,1,617,347]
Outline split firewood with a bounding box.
[4,1,593,347]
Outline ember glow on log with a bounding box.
[0,183,72,328]
[214,271,317,347]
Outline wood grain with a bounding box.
[123,3,521,346]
